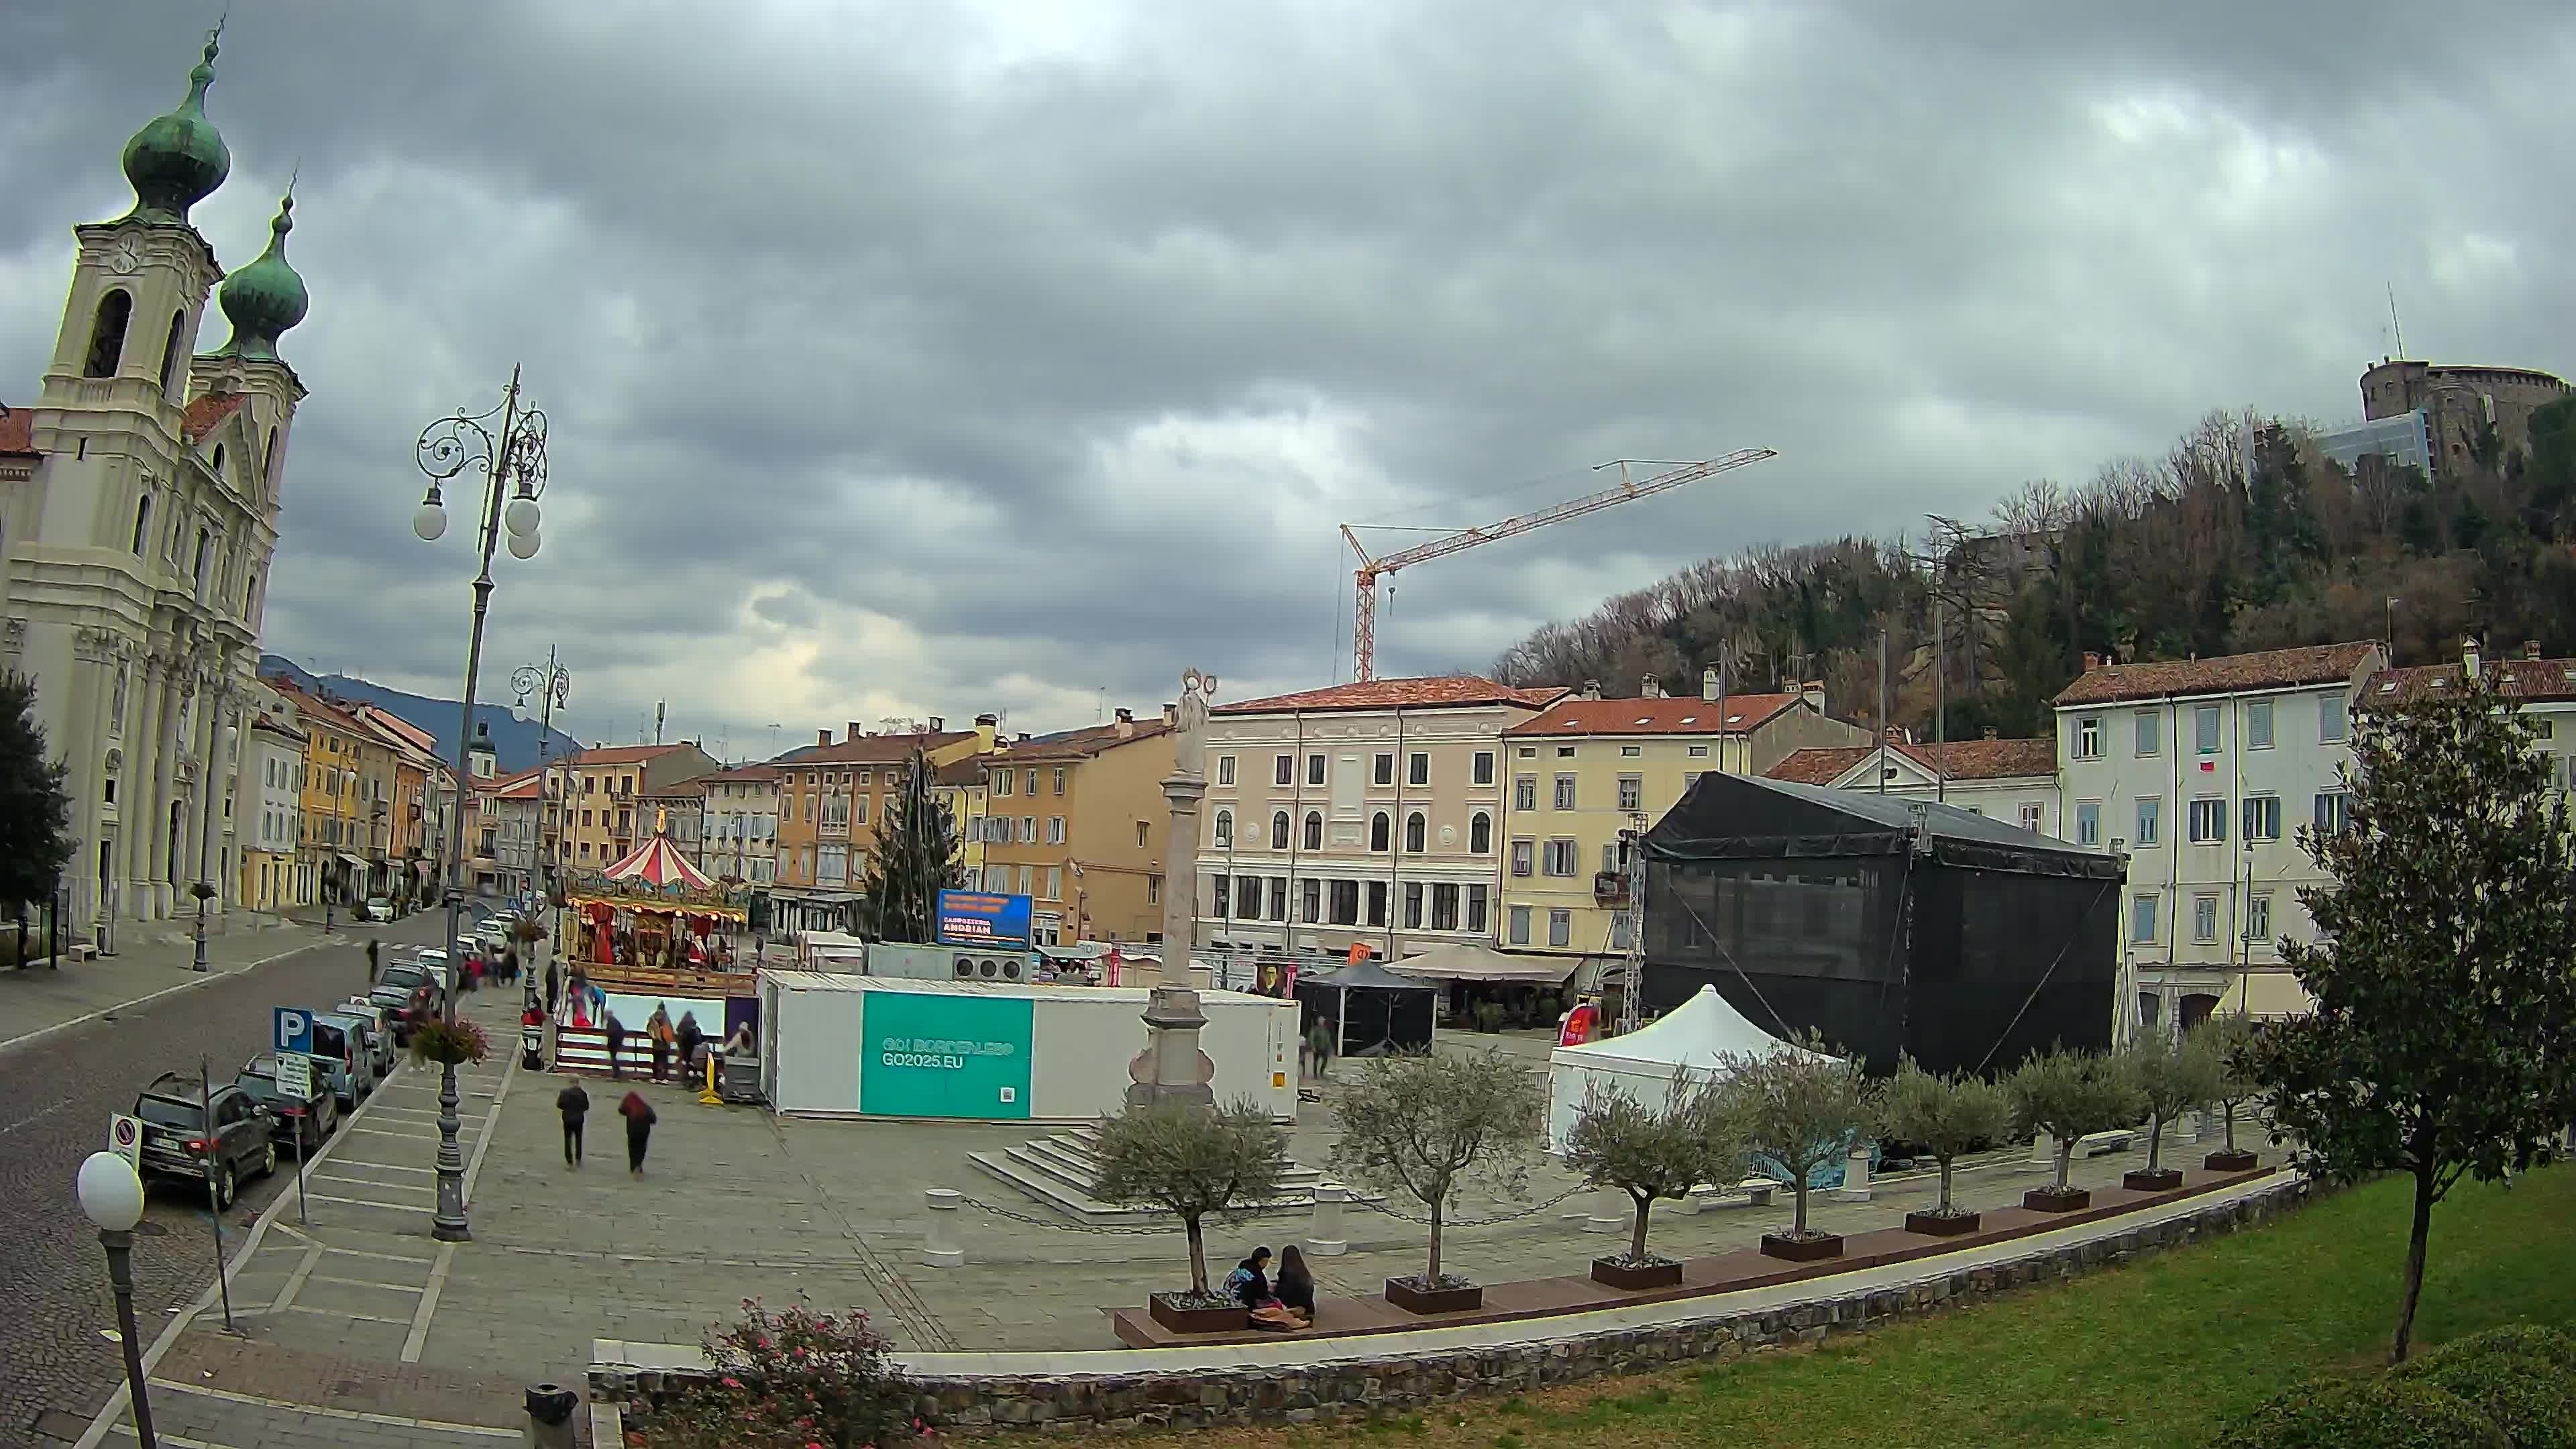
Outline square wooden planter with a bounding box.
[1760,1232,1844,1263]
[2123,1167,2184,1192]
[1147,1293,1247,1334]
[2204,1148,2259,1172]
[1591,1255,1684,1290]
[1384,1277,1483,1315]
[1904,1210,1980,1236]
[2023,1185,2092,1213]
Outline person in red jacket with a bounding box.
[619,1091,657,1175]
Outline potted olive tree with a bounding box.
[2006,1046,2143,1212]
[1562,1073,1746,1289]
[1332,1051,1543,1313]
[2196,1014,2263,1172]
[2121,1031,2221,1191]
[1874,1058,2013,1236]
[1093,1099,1291,1334]
[1719,1033,1872,1263]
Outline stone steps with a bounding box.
[967,1130,1373,1226]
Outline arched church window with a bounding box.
[129,494,152,555]
[194,527,212,591]
[157,310,186,396]
[85,290,133,378]
[263,427,279,487]
[211,443,225,478]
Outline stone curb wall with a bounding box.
[595,1177,2312,1436]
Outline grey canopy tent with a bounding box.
[1294,957,1438,1057]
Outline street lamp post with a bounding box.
[413,366,549,1243]
[77,1151,158,1449]
[512,649,570,905]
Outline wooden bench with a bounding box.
[1680,1177,1786,1212]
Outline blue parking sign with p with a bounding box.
[274,1007,312,1055]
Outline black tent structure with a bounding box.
[1640,772,2123,1077]
[1294,957,1438,1058]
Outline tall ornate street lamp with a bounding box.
[413,366,548,1242]
[513,648,570,904]
[78,1150,158,1448]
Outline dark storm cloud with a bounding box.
[5,0,2572,745]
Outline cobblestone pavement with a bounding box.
[1,911,446,1446]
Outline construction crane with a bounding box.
[1340,450,1778,682]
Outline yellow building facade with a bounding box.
[979,711,1174,946]
[1498,688,1867,969]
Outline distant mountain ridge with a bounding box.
[258,654,580,776]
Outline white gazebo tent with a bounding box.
[1544,984,1839,1152]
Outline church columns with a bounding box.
[74,633,123,928]
[124,656,166,916]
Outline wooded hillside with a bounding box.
[1490,396,2576,741]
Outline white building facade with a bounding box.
[2052,642,2385,1034]
[1191,676,1564,965]
[0,31,309,937]
[699,764,781,886]
[240,714,304,910]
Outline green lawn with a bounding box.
[1224,1165,2576,1449]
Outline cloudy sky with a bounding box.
[5,1,2570,753]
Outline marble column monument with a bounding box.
[1126,668,1218,1110]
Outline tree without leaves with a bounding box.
[2245,667,2576,1364]
[1092,1099,1291,1300]
[1562,1074,1748,1265]
[1716,1032,1871,1238]
[0,674,73,942]
[1872,1058,2013,1217]
[1330,1051,1544,1287]
[2121,1030,2223,1174]
[2006,1046,2145,1193]
[2194,1014,2263,1155]
[855,749,963,945]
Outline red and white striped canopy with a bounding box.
[598,835,713,890]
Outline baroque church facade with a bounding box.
[0,27,309,937]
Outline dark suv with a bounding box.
[135,1073,278,1208]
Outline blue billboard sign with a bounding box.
[936,890,1033,947]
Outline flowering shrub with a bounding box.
[407,1016,490,1067]
[639,1297,914,1449]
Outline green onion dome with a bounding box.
[212,191,307,362]
[121,28,230,225]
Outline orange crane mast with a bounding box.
[1340,449,1778,682]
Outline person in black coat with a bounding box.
[1273,1244,1316,1324]
[620,1091,657,1174]
[557,1079,590,1167]
[544,960,562,1018]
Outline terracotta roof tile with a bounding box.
[788,731,975,765]
[566,743,686,767]
[700,764,782,784]
[0,404,36,458]
[1216,676,1568,715]
[1002,720,1171,761]
[2051,643,2380,707]
[180,392,249,443]
[1767,735,2056,786]
[934,758,988,786]
[2369,657,2576,706]
[1504,694,1804,737]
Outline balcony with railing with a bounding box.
[1593,871,1631,906]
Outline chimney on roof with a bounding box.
[2463,635,2481,681]
[1801,680,1825,712]
[1884,724,1904,742]
[818,729,833,748]
[975,712,998,725]
[848,721,864,741]
[2526,641,2543,661]
[1016,732,1031,744]
[1983,727,1998,740]
[1162,702,1177,728]
[2083,651,2101,671]
[1580,679,1602,700]
[1642,676,1664,698]
[1114,708,1134,739]
[1701,666,1720,702]
[929,716,945,732]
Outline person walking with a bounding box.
[619,1090,657,1175]
[366,937,382,985]
[544,959,562,1019]
[646,1004,676,1083]
[604,1008,628,1081]
[557,1078,590,1167]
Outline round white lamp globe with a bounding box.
[77,1150,144,1232]
[506,529,541,561]
[412,500,448,543]
[504,495,541,538]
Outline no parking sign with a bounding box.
[107,1113,142,1169]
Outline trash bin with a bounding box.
[519,1024,545,1071]
[524,1382,578,1448]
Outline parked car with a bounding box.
[335,998,398,1077]
[233,1055,339,1150]
[134,1072,276,1206]
[303,1012,374,1108]
[361,896,393,922]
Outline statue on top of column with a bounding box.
[1171,667,1218,779]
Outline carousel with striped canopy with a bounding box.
[564,808,753,969]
